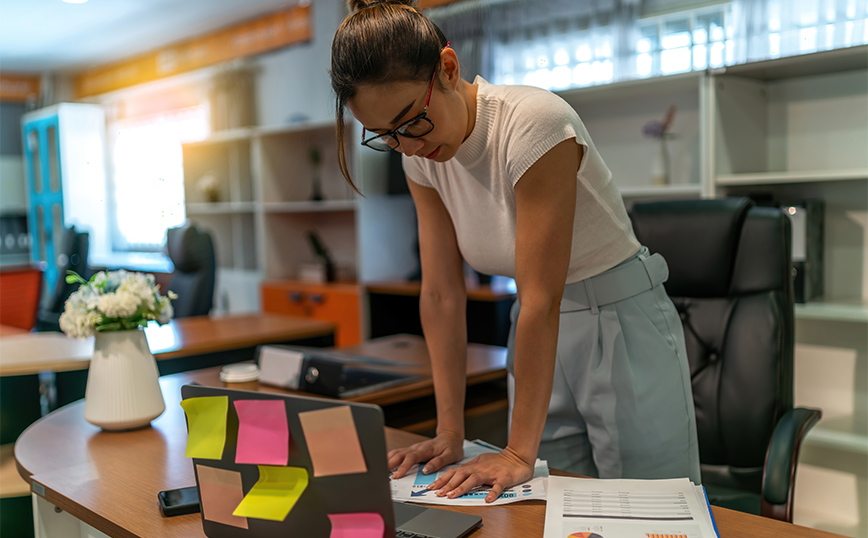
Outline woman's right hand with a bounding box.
[387,430,464,479]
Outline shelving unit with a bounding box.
[558,46,867,536]
[558,71,706,196]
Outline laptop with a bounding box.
[180,384,482,538]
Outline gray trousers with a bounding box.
[506,247,701,483]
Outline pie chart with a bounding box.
[568,533,603,538]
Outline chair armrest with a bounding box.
[761,406,822,522]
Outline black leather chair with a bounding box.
[165,222,216,318]
[35,225,89,332]
[629,197,821,523]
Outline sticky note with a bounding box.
[328,512,385,538]
[298,405,368,477]
[196,465,248,529]
[234,399,289,465]
[233,466,308,522]
[181,396,228,459]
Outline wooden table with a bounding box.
[14,371,844,538]
[0,313,337,376]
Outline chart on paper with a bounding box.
[562,489,693,521]
[544,477,720,538]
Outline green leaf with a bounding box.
[65,270,87,285]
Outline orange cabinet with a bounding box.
[261,281,362,347]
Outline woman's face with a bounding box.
[348,74,467,163]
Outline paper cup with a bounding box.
[219,363,260,391]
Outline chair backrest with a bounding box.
[630,197,794,495]
[45,225,90,313]
[0,264,44,330]
[166,223,216,318]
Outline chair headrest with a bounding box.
[166,224,214,273]
[630,198,754,297]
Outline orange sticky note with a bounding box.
[196,465,248,529]
[298,405,368,477]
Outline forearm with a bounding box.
[420,286,468,438]
[507,299,560,464]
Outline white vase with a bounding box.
[84,329,166,431]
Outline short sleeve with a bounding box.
[502,91,582,186]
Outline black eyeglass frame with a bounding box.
[360,44,448,152]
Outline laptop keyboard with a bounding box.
[396,531,437,538]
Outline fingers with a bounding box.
[485,482,505,503]
[390,453,421,479]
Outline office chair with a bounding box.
[166,222,216,318]
[35,225,89,332]
[0,264,43,331]
[629,197,821,523]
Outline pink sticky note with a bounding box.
[328,512,385,538]
[234,399,289,466]
[196,465,248,529]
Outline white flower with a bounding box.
[59,269,178,338]
[157,301,174,325]
[97,291,140,318]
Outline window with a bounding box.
[108,106,208,252]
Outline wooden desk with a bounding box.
[14,371,843,538]
[0,313,337,377]
[164,334,509,437]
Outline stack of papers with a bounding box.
[390,439,548,506]
[544,476,720,538]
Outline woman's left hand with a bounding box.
[426,447,534,503]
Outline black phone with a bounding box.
[157,486,201,517]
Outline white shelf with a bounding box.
[255,120,338,138]
[186,202,255,215]
[187,127,256,146]
[716,169,868,186]
[805,428,868,454]
[262,200,357,213]
[620,184,703,198]
[557,71,702,104]
[795,301,868,323]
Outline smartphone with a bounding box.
[157,486,201,517]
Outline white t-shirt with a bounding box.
[402,77,639,284]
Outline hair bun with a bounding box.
[347,0,419,13]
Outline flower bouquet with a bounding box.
[60,269,176,431]
[59,270,177,339]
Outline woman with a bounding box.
[330,0,700,503]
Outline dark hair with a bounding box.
[330,0,448,192]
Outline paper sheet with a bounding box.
[543,476,719,538]
[328,512,385,538]
[390,439,548,506]
[196,464,248,529]
[234,399,289,465]
[181,396,228,460]
[298,405,368,477]
[233,465,309,521]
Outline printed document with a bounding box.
[390,439,548,506]
[544,476,720,538]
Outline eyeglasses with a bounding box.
[360,64,438,152]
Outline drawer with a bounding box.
[262,281,362,347]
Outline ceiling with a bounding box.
[0,0,303,74]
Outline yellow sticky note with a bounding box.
[180,396,228,460]
[233,466,308,522]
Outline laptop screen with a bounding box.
[180,383,396,537]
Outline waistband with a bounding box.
[560,248,669,314]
